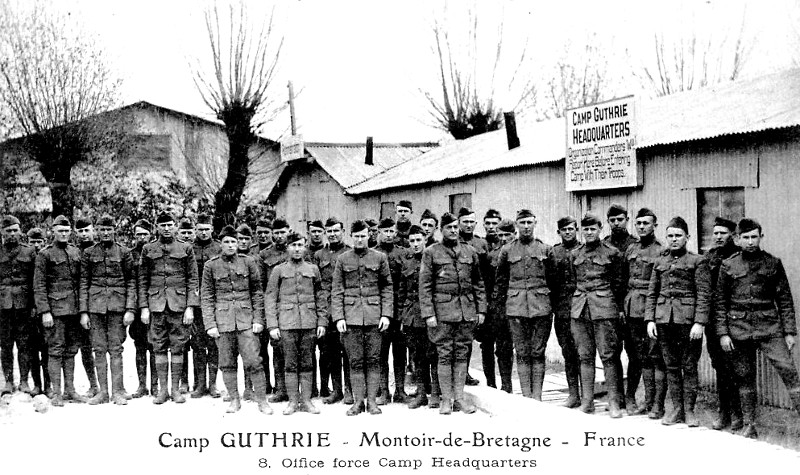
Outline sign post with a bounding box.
[280,135,304,163]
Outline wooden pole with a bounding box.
[288,80,297,135]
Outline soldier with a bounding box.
[646,217,711,427]
[420,212,487,414]
[313,217,352,405]
[201,226,270,414]
[365,218,379,249]
[177,218,196,243]
[569,213,625,417]
[419,209,439,247]
[394,200,413,248]
[78,214,136,405]
[715,218,800,438]
[705,217,743,430]
[33,215,86,406]
[266,232,327,415]
[495,210,556,399]
[26,226,49,395]
[175,217,196,394]
[138,212,200,405]
[331,220,393,416]
[621,208,666,417]
[258,217,291,403]
[237,224,254,255]
[0,215,36,394]
[552,216,581,407]
[250,219,274,257]
[305,220,326,259]
[129,219,158,398]
[457,207,488,386]
[74,217,100,398]
[604,203,638,254]
[492,219,516,393]
[190,214,222,398]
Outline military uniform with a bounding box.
[552,240,581,406]
[0,241,36,393]
[459,232,489,386]
[130,241,157,396]
[33,242,83,403]
[314,242,352,403]
[622,236,665,415]
[495,237,556,399]
[258,243,289,401]
[475,240,513,392]
[79,241,136,403]
[76,240,99,396]
[191,238,222,397]
[714,249,800,431]
[419,240,486,414]
[604,231,638,255]
[377,240,408,402]
[331,247,393,414]
[645,248,711,425]
[569,241,625,415]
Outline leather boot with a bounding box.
[283,373,300,415]
[191,351,207,398]
[531,361,546,401]
[269,367,288,403]
[429,363,441,408]
[149,352,159,397]
[649,368,666,419]
[563,363,581,408]
[604,363,623,419]
[481,343,496,388]
[738,387,758,439]
[170,355,186,403]
[625,358,642,415]
[729,378,744,430]
[152,355,170,405]
[133,347,148,397]
[579,363,595,414]
[179,344,189,394]
[81,346,99,398]
[48,357,63,407]
[62,357,87,403]
[346,371,365,416]
[454,362,476,414]
[636,368,655,416]
[464,345,479,386]
[366,368,382,415]
[222,371,240,413]
[684,375,699,427]
[251,369,272,415]
[242,372,254,401]
[88,354,109,405]
[207,361,221,398]
[662,372,685,425]
[517,360,532,398]
[323,371,343,404]
[408,365,428,409]
[498,354,513,394]
[376,366,390,406]
[342,353,353,404]
[18,380,31,394]
[110,356,128,405]
[301,372,320,414]
[437,364,453,415]
[392,367,409,403]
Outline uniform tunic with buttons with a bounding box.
[419,241,487,323]
[331,248,393,326]
[569,241,625,320]
[313,243,352,322]
[494,238,557,318]
[259,244,288,291]
[265,260,326,331]
[201,253,264,332]
[138,238,199,313]
[645,250,711,325]
[0,242,35,310]
[34,243,82,317]
[624,238,665,319]
[79,242,136,315]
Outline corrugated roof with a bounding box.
[348,68,800,195]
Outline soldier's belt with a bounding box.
[729,303,776,312]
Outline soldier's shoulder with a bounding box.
[600,241,621,254]
[206,254,222,265]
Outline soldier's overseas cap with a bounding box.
[219,225,237,240]
[484,209,501,220]
[350,220,369,234]
[666,216,689,234]
[713,216,737,231]
[325,217,343,228]
[458,207,475,218]
[236,224,253,237]
[272,218,290,230]
[1,215,20,229]
[580,213,602,227]
[636,207,657,220]
[498,219,516,233]
[178,217,194,230]
[516,209,535,220]
[286,232,304,245]
[364,218,378,228]
[307,219,324,230]
[52,215,71,228]
[134,219,153,233]
[156,212,175,224]
[378,217,395,229]
[557,216,577,229]
[196,213,212,225]
[397,200,413,211]
[737,218,761,235]
[441,212,458,227]
[256,218,273,229]
[75,217,93,230]
[606,203,628,217]
[97,214,116,228]
[420,209,438,224]
[408,224,424,237]
[27,227,45,240]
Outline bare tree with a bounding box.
[0,0,127,217]
[421,1,534,140]
[190,0,284,230]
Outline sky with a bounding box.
[48,0,800,143]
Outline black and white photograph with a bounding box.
[1,0,800,473]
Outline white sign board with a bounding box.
[280,135,304,163]
[565,96,637,191]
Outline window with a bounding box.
[380,201,395,220]
[449,193,472,215]
[697,188,744,252]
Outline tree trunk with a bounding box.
[213,117,254,232]
[39,163,75,219]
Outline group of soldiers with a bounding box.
[1,200,799,435]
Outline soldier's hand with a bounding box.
[123,311,135,326]
[317,326,326,339]
[41,312,54,328]
[689,323,704,340]
[183,307,194,325]
[269,328,281,340]
[336,320,347,333]
[720,335,734,352]
[647,322,657,339]
[786,334,796,351]
[140,308,150,325]
[207,328,220,339]
[252,323,264,334]
[425,316,437,328]
[80,313,90,330]
[378,317,391,331]
[477,313,485,326]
